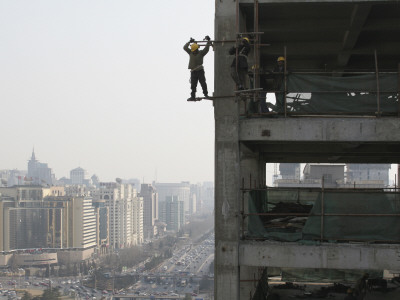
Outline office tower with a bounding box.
[140,183,158,239]
[0,186,96,251]
[27,149,55,186]
[99,181,132,249]
[159,196,184,232]
[132,192,144,245]
[154,182,190,213]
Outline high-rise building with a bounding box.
[303,163,346,187]
[190,184,200,214]
[27,149,55,186]
[159,196,184,232]
[70,167,90,186]
[140,183,158,239]
[347,164,391,186]
[0,186,96,251]
[132,192,144,245]
[91,174,100,188]
[279,163,301,180]
[154,182,190,213]
[92,198,109,253]
[99,181,137,249]
[70,196,97,249]
[201,181,214,210]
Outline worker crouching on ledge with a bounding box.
[183,36,212,101]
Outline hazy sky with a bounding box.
[0,0,215,183]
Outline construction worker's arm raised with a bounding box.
[183,41,191,54]
[201,41,212,56]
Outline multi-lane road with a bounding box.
[0,232,215,300]
[120,233,214,298]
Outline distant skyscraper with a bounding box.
[201,182,214,210]
[132,193,144,245]
[154,182,190,213]
[190,184,200,214]
[92,198,109,252]
[70,167,88,185]
[140,183,158,239]
[159,196,184,232]
[98,181,143,248]
[279,163,301,180]
[91,174,100,187]
[0,186,96,251]
[27,149,55,186]
[346,164,391,186]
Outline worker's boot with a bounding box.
[203,87,210,99]
[187,91,196,101]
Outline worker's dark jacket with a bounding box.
[183,42,211,71]
[272,65,285,90]
[229,41,251,69]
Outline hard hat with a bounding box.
[191,43,199,52]
[243,37,250,43]
[277,56,285,62]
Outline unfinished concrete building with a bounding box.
[214,1,400,299]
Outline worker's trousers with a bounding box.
[231,66,248,89]
[275,92,285,113]
[190,69,208,98]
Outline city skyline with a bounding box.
[0,0,215,184]
[7,148,214,185]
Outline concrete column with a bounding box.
[240,145,266,300]
[214,1,266,299]
[214,1,240,300]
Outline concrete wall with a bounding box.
[57,248,94,265]
[0,253,12,266]
[14,252,58,266]
[240,241,400,270]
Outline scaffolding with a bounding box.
[230,1,400,118]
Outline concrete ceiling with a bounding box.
[250,141,400,163]
[240,1,400,71]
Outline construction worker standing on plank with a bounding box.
[184,36,212,101]
[229,37,251,90]
[273,56,286,113]
[264,56,287,113]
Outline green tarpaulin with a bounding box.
[248,190,400,242]
[282,74,398,114]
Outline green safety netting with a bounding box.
[303,192,400,241]
[248,190,400,242]
[283,74,398,114]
